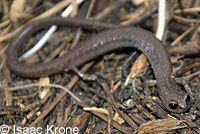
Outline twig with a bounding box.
[5,83,81,102]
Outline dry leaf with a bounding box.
[137,118,186,134]
[39,77,50,99]
[84,107,108,115]
[72,113,89,131]
[131,54,149,78]
[132,0,145,5]
[10,0,26,24]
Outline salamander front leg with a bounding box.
[71,67,97,81]
[144,80,157,99]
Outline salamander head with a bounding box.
[159,78,189,113]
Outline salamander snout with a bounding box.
[168,93,188,110]
[160,82,190,113]
[161,92,189,113]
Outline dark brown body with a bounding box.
[6,17,188,113]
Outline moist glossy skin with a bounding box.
[6,17,188,113]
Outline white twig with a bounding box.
[21,0,84,60]
[156,0,166,40]
[5,83,81,102]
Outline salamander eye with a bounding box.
[168,101,178,109]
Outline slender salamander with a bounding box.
[6,17,189,113]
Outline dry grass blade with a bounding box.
[137,118,187,134]
[32,0,72,21]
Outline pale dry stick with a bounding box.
[20,107,40,126]
[0,45,12,107]
[0,20,10,29]
[0,45,8,75]
[85,0,96,19]
[0,27,21,42]
[175,7,200,14]
[84,107,109,115]
[0,24,11,36]
[183,71,200,81]
[71,0,78,17]
[120,8,145,26]
[121,0,158,26]
[31,0,72,21]
[93,2,121,21]
[173,15,200,23]
[171,24,198,46]
[0,56,6,71]
[5,83,81,102]
[0,45,7,55]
